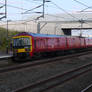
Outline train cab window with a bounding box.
[13,37,30,48]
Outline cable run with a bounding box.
[50,1,92,27]
[50,1,79,21]
[23,0,42,4]
[22,4,43,14]
[0,2,28,10]
[73,0,92,12]
[73,0,89,7]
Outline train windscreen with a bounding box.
[13,37,30,48]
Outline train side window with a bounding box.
[34,39,36,48]
[73,38,75,40]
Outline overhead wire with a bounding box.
[0,0,42,21]
[44,3,66,19]
[0,0,63,21]
[50,1,79,20]
[73,0,89,7]
[23,0,42,4]
[51,1,92,27]
[20,0,92,26]
[0,2,28,10]
[21,1,69,20]
[72,0,92,26]
[73,0,92,12]
[0,0,91,27]
[20,0,43,20]
[22,4,43,14]
[0,5,5,8]
[81,7,92,12]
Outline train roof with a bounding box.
[15,32,65,38]
[29,33,64,37]
[14,32,92,38]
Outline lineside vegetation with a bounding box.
[0,27,20,52]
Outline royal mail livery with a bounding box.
[12,32,92,61]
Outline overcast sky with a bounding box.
[0,0,92,21]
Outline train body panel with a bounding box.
[85,38,90,47]
[33,37,48,52]
[80,38,86,48]
[88,38,92,47]
[33,36,67,53]
[58,37,67,50]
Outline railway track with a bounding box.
[13,62,92,92]
[0,50,92,74]
[81,84,92,92]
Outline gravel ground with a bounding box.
[0,53,92,92]
[0,59,17,68]
[0,51,13,67]
[23,70,92,92]
[44,71,92,92]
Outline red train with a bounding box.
[12,32,92,61]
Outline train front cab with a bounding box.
[12,35,33,61]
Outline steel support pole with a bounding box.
[37,22,40,33]
[6,20,9,54]
[43,0,45,18]
[80,19,84,37]
[5,0,7,18]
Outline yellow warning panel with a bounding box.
[18,49,25,53]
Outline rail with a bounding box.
[14,62,92,92]
[81,84,92,92]
[0,51,92,74]
[0,50,92,74]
